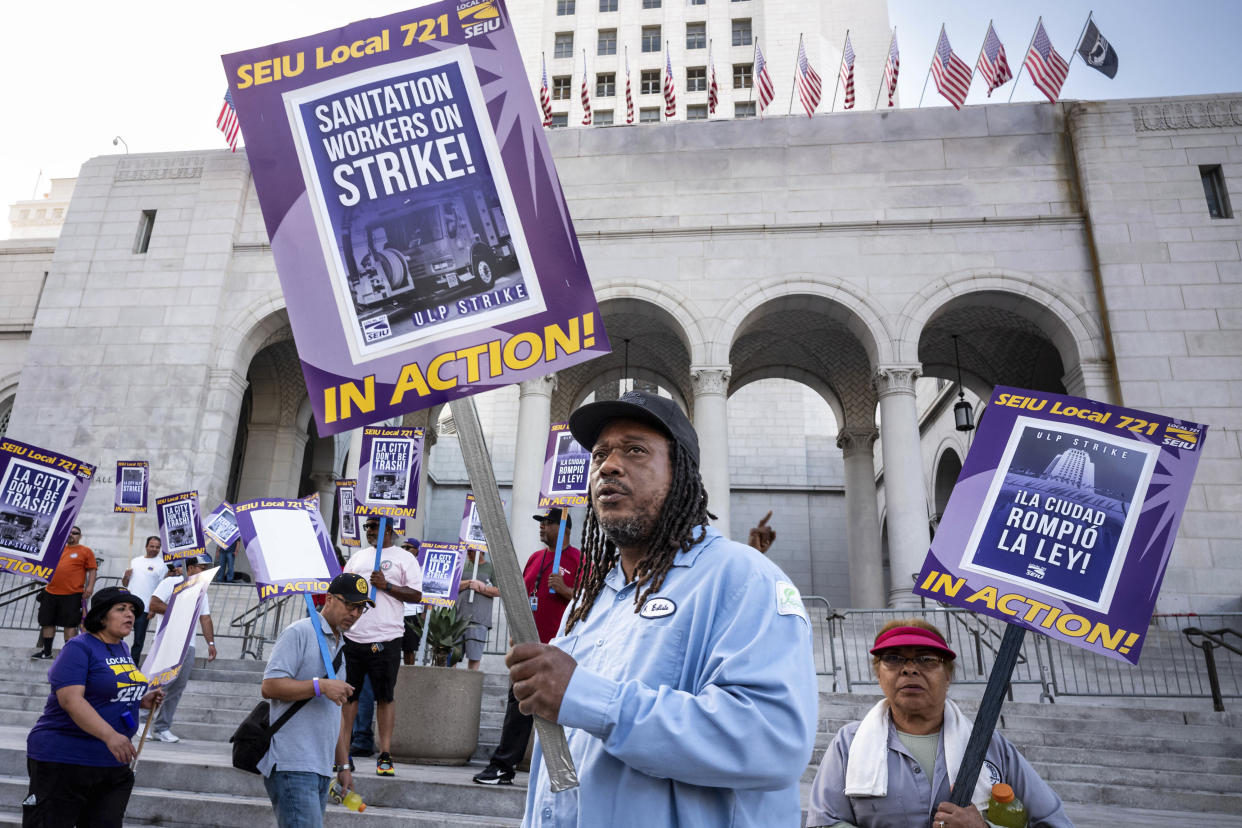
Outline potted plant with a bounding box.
[390,605,485,765]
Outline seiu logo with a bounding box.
[362,316,392,342]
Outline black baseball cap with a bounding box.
[327,572,376,607]
[533,508,571,526]
[568,390,699,465]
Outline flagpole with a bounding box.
[1007,17,1041,103]
[917,24,943,108]
[707,39,713,118]
[749,41,757,108]
[830,29,848,113]
[788,33,804,115]
[581,49,587,125]
[874,27,895,110]
[975,19,990,74]
[1067,10,1093,72]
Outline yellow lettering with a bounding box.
[487,339,503,377]
[965,586,998,610]
[1055,613,1089,637]
[544,317,581,361]
[324,386,338,423]
[237,64,253,90]
[427,352,458,391]
[503,332,543,370]
[1021,598,1053,624]
[997,592,1025,617]
[932,572,966,597]
[455,344,489,383]
[1086,621,1126,650]
[339,376,376,419]
[390,363,431,404]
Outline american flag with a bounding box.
[708,48,719,115]
[1023,19,1069,103]
[795,38,822,118]
[625,55,635,124]
[663,45,677,118]
[977,22,1013,97]
[839,33,856,110]
[581,63,593,126]
[754,43,775,115]
[216,90,240,152]
[930,28,973,110]
[882,31,900,108]
[539,57,553,126]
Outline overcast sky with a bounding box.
[3,0,1240,238]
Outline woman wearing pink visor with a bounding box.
[807,619,1072,828]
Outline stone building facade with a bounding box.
[0,94,1238,611]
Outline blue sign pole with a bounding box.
[549,511,568,595]
[304,593,334,678]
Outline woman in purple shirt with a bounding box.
[24,586,164,827]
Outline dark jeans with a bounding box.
[350,675,375,754]
[490,684,533,774]
[24,757,134,827]
[129,613,151,666]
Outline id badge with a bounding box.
[529,594,538,612]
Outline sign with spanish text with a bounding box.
[156,492,206,563]
[417,541,465,607]
[538,422,589,508]
[356,426,423,519]
[114,461,148,513]
[142,567,218,688]
[336,479,361,547]
[204,502,241,548]
[221,0,609,436]
[0,439,95,583]
[459,492,500,554]
[236,497,342,599]
[915,387,1207,665]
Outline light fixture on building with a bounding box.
[952,334,974,432]
[112,136,129,154]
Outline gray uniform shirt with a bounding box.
[807,719,1074,828]
[258,613,346,778]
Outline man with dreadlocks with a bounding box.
[507,390,818,827]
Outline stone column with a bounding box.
[836,427,886,608]
[193,368,249,506]
[690,366,731,534]
[309,471,338,528]
[874,365,931,607]
[509,375,556,564]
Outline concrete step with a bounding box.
[1049,778,1242,815]
[1033,760,1242,797]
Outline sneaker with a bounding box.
[472,764,514,785]
[30,651,52,660]
[350,744,375,758]
[152,730,180,743]
[376,752,395,777]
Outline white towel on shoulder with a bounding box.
[843,698,993,811]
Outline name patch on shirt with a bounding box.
[775,581,808,624]
[639,597,676,619]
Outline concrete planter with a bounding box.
[389,664,484,765]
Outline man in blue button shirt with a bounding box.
[506,390,819,827]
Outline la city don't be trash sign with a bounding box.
[916,387,1207,665]
[222,0,608,436]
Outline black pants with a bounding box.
[490,684,533,773]
[130,613,151,666]
[24,758,134,828]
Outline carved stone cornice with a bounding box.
[690,366,732,396]
[1131,99,1242,132]
[519,375,558,397]
[873,365,921,399]
[115,155,204,182]
[836,427,879,457]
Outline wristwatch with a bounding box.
[333,762,355,773]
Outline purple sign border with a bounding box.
[915,386,1207,665]
[0,438,95,584]
[114,460,148,514]
[156,491,206,563]
[235,497,342,600]
[416,541,466,607]
[538,422,589,508]
[204,501,241,548]
[141,568,215,688]
[356,427,423,519]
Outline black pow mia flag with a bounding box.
[1077,20,1118,79]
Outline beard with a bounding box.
[597,511,656,550]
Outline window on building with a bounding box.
[687,104,708,120]
[735,101,756,118]
[1201,165,1233,218]
[686,66,706,92]
[732,18,752,46]
[596,109,614,125]
[598,29,617,55]
[596,72,616,97]
[554,32,574,59]
[552,75,572,100]
[0,396,12,440]
[642,0,661,7]
[52,208,63,219]
[18,209,29,220]
[133,209,156,254]
[733,63,752,89]
[640,107,661,123]
[600,0,617,9]
[557,0,576,14]
[640,69,661,95]
[686,22,706,50]
[689,0,705,5]
[642,25,661,52]
[551,113,569,128]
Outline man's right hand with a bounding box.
[319,679,353,705]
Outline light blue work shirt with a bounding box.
[806,718,1074,828]
[523,526,818,828]
[258,613,346,778]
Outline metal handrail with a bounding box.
[0,580,43,611]
[231,594,297,660]
[1183,626,1242,712]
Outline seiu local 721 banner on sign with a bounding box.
[222,0,608,436]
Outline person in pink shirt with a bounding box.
[335,517,423,777]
